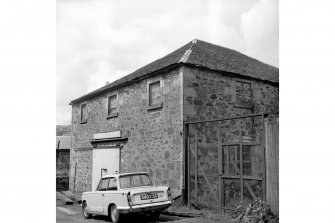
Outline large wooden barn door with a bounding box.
[185,113,268,211]
[220,132,265,209]
[92,148,120,190]
[265,118,279,215]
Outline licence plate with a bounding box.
[140,193,158,200]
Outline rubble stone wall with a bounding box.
[70,67,183,196]
[56,150,70,190]
[183,66,279,208]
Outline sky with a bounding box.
[57,0,279,125]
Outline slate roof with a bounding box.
[71,39,278,104]
[56,136,71,150]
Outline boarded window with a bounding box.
[108,95,117,116]
[80,103,87,123]
[235,81,252,107]
[149,81,161,106]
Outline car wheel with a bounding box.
[82,202,92,219]
[109,204,120,223]
[150,211,161,221]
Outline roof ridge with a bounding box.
[178,39,197,63]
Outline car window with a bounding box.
[100,178,109,191]
[140,175,152,186]
[96,179,103,191]
[120,176,131,188]
[132,175,142,187]
[119,174,153,188]
[107,178,117,191]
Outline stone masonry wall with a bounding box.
[56,150,70,190]
[70,67,183,196]
[183,66,279,208]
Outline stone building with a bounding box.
[69,39,279,210]
[56,135,71,190]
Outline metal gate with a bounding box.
[184,113,266,210]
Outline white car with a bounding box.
[81,172,172,222]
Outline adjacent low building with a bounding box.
[56,135,71,190]
[69,39,279,212]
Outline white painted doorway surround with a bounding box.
[92,148,120,190]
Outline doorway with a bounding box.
[92,148,120,190]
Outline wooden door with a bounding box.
[92,148,120,191]
[265,119,279,215]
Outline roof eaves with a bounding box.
[69,63,182,105]
[182,63,279,84]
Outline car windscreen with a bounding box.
[119,174,152,189]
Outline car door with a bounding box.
[103,177,118,214]
[89,178,109,213]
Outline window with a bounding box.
[119,174,152,189]
[100,178,109,191]
[96,178,110,191]
[148,81,162,107]
[140,174,152,186]
[80,103,87,123]
[235,80,252,108]
[132,175,142,187]
[237,146,252,176]
[107,178,117,191]
[222,145,252,176]
[107,94,118,118]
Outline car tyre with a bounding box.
[82,202,92,219]
[109,204,120,223]
[149,211,161,221]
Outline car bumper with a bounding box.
[118,200,172,214]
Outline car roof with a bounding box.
[101,172,149,179]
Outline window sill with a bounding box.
[79,120,87,124]
[147,102,163,111]
[107,112,118,119]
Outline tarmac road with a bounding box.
[56,200,188,223]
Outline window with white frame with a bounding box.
[80,103,87,123]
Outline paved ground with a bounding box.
[56,200,217,223]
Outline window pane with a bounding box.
[108,178,117,190]
[228,145,240,175]
[101,178,109,190]
[96,179,102,190]
[132,175,142,187]
[108,95,117,115]
[120,176,131,188]
[149,81,161,106]
[120,174,152,188]
[237,146,252,176]
[140,175,152,186]
[81,104,87,121]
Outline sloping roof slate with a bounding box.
[71,39,278,104]
[187,40,279,83]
